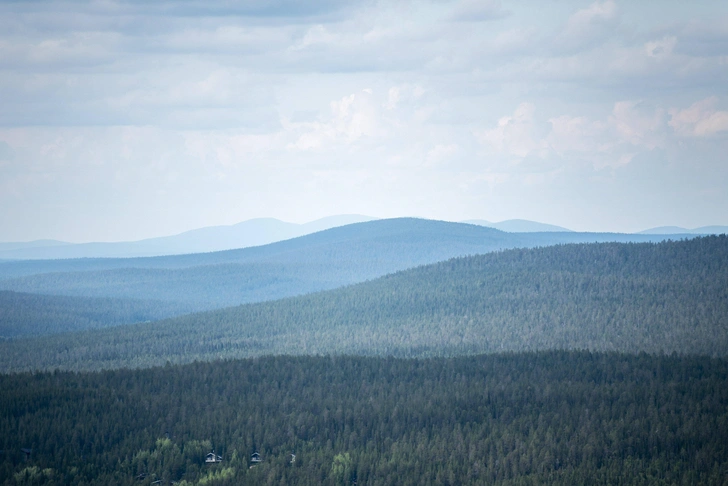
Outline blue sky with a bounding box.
[0,0,727,241]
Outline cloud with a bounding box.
[0,141,15,162]
[426,144,459,166]
[674,19,728,57]
[290,24,338,50]
[645,36,677,59]
[669,97,728,137]
[547,115,608,154]
[448,0,509,22]
[383,87,401,110]
[0,31,121,69]
[476,103,548,158]
[478,100,675,171]
[288,89,382,150]
[553,0,619,53]
[610,101,667,150]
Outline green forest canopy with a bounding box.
[1,352,727,485]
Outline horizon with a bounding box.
[1,214,726,245]
[1,0,727,241]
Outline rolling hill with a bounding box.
[463,219,573,232]
[639,225,728,235]
[0,219,691,317]
[0,215,377,260]
[2,235,725,372]
[0,291,197,339]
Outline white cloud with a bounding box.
[479,100,674,170]
[645,36,678,59]
[426,144,459,166]
[383,87,400,110]
[0,31,120,68]
[290,24,338,51]
[669,97,728,137]
[0,140,14,162]
[547,115,609,154]
[476,103,547,158]
[553,0,619,53]
[288,90,382,151]
[610,101,667,150]
[448,0,509,22]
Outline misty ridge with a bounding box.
[0,218,714,332]
[3,215,726,261]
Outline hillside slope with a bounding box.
[0,291,197,339]
[0,219,687,313]
[2,236,725,372]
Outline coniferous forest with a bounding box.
[2,353,728,485]
[1,228,728,484]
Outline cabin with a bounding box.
[250,452,262,464]
[205,451,223,464]
[21,448,32,461]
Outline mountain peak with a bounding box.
[462,219,572,233]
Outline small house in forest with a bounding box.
[250,452,262,464]
[205,451,223,464]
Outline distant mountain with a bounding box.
[640,225,728,235]
[0,214,377,260]
[463,219,573,232]
[639,226,692,234]
[0,239,71,252]
[0,218,698,313]
[0,218,689,312]
[695,226,728,234]
[3,235,725,372]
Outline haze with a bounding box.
[0,0,726,242]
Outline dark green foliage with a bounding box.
[0,291,198,338]
[1,352,727,485]
[0,219,687,312]
[2,236,726,372]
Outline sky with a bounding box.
[0,0,727,242]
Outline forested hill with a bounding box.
[0,219,692,314]
[0,291,198,339]
[2,236,726,372]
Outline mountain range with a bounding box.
[3,216,725,261]
[0,218,692,316]
[0,214,376,260]
[639,225,728,235]
[462,219,573,232]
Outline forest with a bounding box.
[2,227,727,484]
[2,235,726,372]
[2,352,727,485]
[0,291,198,339]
